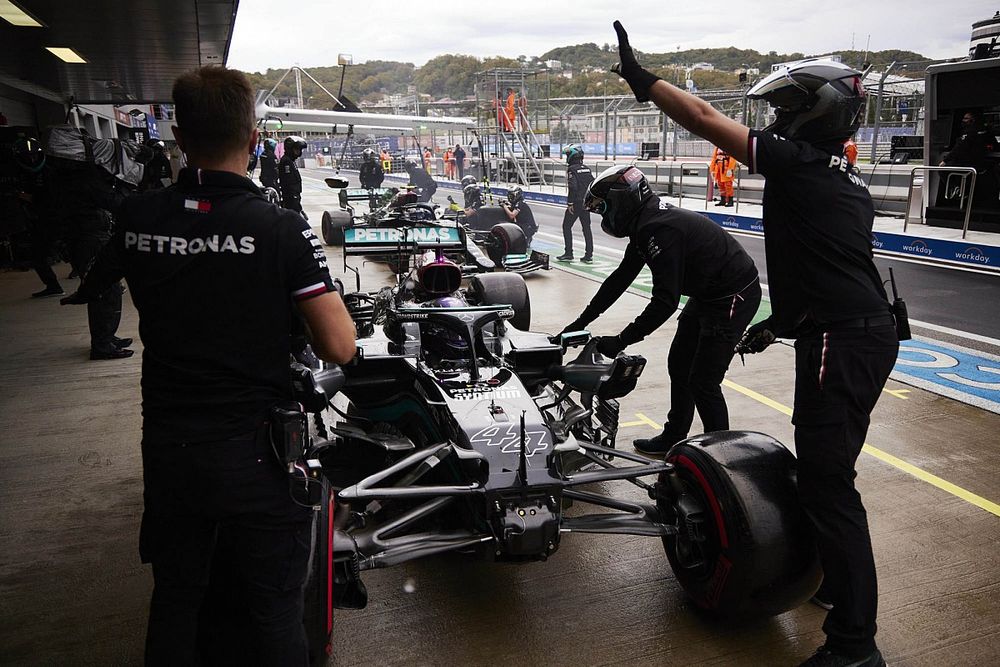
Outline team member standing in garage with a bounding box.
[609,21,897,667]
[61,65,356,665]
[560,165,760,458]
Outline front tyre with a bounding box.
[659,431,820,617]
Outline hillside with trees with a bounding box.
[240,42,931,107]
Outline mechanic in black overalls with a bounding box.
[560,165,760,457]
[142,140,173,191]
[279,135,306,215]
[610,21,897,667]
[258,137,279,191]
[12,137,64,297]
[404,156,437,203]
[61,66,356,664]
[358,147,385,189]
[461,175,484,211]
[557,144,594,263]
[501,187,538,245]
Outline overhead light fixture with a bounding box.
[46,47,87,64]
[0,0,44,27]
[338,54,353,66]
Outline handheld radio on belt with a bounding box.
[889,267,911,341]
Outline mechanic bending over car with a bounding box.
[559,166,760,458]
[609,20,897,667]
[404,156,438,203]
[501,186,539,245]
[61,65,356,665]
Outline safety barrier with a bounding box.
[903,166,979,238]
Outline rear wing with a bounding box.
[342,225,465,256]
[339,187,395,208]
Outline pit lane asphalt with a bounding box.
[0,174,996,665]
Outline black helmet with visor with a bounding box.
[746,59,866,144]
[584,165,654,238]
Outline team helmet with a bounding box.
[460,175,477,187]
[747,59,866,143]
[506,187,524,206]
[584,165,654,238]
[562,143,584,164]
[404,157,421,171]
[12,137,45,172]
[362,148,376,161]
[263,138,278,152]
[284,135,307,155]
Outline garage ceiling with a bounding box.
[0,0,239,104]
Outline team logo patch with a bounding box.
[622,167,643,184]
[183,199,212,214]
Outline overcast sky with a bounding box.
[228,1,996,72]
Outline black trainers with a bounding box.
[580,255,593,264]
[633,432,684,457]
[556,253,573,261]
[32,286,65,298]
[798,646,885,667]
[90,348,135,361]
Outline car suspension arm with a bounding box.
[560,489,674,538]
[339,442,487,500]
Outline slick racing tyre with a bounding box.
[469,272,531,331]
[658,431,820,617]
[487,222,528,267]
[467,205,508,231]
[304,476,335,665]
[321,209,351,246]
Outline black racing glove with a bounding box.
[549,319,588,345]
[612,21,661,103]
[736,319,776,355]
[595,335,626,358]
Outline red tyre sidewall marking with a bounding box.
[670,454,729,548]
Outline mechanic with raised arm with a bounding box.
[258,137,279,190]
[461,174,484,211]
[279,135,307,215]
[557,144,594,263]
[404,156,437,203]
[61,66,356,665]
[559,165,759,457]
[609,21,896,667]
[501,187,538,245]
[359,147,385,189]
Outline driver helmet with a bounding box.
[12,137,45,172]
[263,138,278,153]
[506,187,524,207]
[584,165,654,238]
[284,135,307,157]
[746,59,866,144]
[362,147,376,162]
[423,296,470,360]
[562,143,584,164]
[460,175,477,187]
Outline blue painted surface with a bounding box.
[893,338,1000,412]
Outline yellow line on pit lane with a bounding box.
[722,379,1000,518]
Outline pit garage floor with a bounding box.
[1,177,998,666]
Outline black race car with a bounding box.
[276,234,820,663]
[320,179,548,276]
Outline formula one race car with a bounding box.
[278,232,821,663]
[319,179,548,276]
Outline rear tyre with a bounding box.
[304,477,335,665]
[469,272,531,331]
[321,210,351,246]
[487,222,528,266]
[659,431,820,617]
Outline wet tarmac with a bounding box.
[0,175,998,665]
